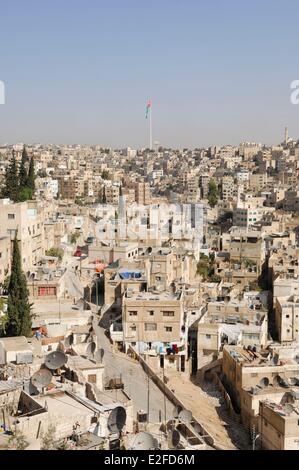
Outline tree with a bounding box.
[8,430,29,450]
[102,186,106,204]
[27,156,35,192]
[101,170,110,180]
[2,151,19,202]
[6,232,32,337]
[45,247,64,261]
[40,424,57,450]
[19,187,33,202]
[208,179,218,208]
[70,232,80,244]
[19,146,29,190]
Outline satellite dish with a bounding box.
[178,409,192,425]
[94,348,105,362]
[271,354,279,366]
[65,334,74,348]
[45,350,67,370]
[167,429,180,449]
[173,405,182,419]
[130,432,159,450]
[31,368,52,390]
[86,341,96,357]
[107,406,127,433]
[259,377,269,389]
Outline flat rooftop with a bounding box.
[262,400,299,419]
[67,355,104,371]
[125,291,181,301]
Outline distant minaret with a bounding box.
[284,126,288,145]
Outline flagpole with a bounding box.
[149,102,152,150]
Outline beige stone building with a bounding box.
[0,199,44,272]
[197,297,268,361]
[123,290,186,371]
[259,400,299,450]
[135,181,151,205]
[275,296,299,343]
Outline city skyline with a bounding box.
[1,0,299,147]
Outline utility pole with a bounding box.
[147,372,150,428]
[251,425,260,451]
[95,274,99,312]
[162,357,167,428]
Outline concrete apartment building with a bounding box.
[259,400,299,450]
[273,275,299,305]
[135,181,151,205]
[0,199,44,272]
[222,228,265,275]
[197,297,268,361]
[105,185,120,205]
[222,344,299,429]
[275,296,299,343]
[57,176,85,200]
[123,290,186,371]
[199,174,210,198]
[221,175,235,201]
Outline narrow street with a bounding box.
[92,320,173,423]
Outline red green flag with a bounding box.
[145,99,151,119]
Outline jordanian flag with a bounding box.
[145,99,151,118]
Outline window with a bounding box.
[286,315,290,318]
[163,311,175,317]
[130,325,136,331]
[165,326,172,332]
[129,311,138,316]
[148,310,154,316]
[145,323,157,331]
[206,334,211,339]
[8,214,15,220]
[88,374,97,384]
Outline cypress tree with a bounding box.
[208,179,219,208]
[19,146,29,190]
[27,156,35,193]
[6,232,32,337]
[2,151,19,202]
[102,186,106,204]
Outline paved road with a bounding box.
[60,245,173,423]
[93,320,173,423]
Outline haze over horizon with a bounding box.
[1,0,299,148]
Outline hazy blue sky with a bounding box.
[0,0,299,148]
